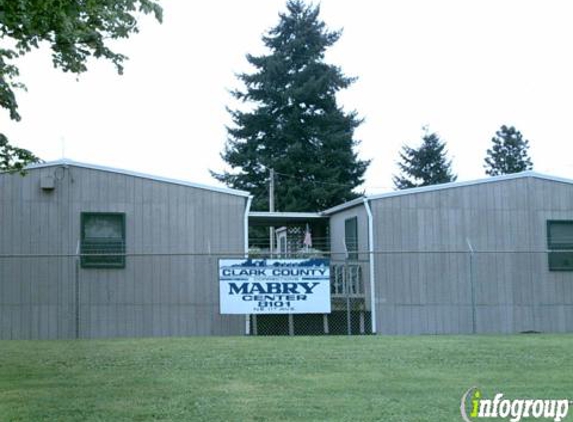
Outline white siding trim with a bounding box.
[244,196,253,336]
[363,198,377,334]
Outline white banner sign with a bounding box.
[219,258,331,314]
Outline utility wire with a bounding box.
[259,164,394,191]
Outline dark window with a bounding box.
[344,217,358,260]
[81,213,126,269]
[547,220,573,271]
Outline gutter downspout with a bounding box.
[466,238,477,334]
[363,198,377,334]
[244,196,253,335]
[75,240,80,339]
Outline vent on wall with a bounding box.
[40,175,55,191]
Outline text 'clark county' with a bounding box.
[221,268,328,277]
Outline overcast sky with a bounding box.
[2,1,573,194]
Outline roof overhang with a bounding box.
[322,197,366,215]
[248,211,327,226]
[323,171,573,215]
[24,159,251,198]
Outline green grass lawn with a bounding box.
[0,335,571,422]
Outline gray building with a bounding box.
[325,171,573,335]
[2,162,573,338]
[0,160,251,339]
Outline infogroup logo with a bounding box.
[461,387,570,422]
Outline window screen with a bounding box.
[81,213,126,268]
[345,217,358,261]
[547,220,573,271]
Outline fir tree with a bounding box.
[213,0,369,212]
[393,129,457,189]
[484,125,533,176]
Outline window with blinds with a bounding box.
[547,220,573,271]
[344,217,358,261]
[81,212,126,269]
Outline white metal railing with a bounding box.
[330,264,364,297]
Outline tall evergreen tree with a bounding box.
[213,0,369,212]
[484,125,533,176]
[393,129,457,189]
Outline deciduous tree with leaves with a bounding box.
[484,125,533,176]
[213,0,369,211]
[0,0,163,171]
[393,129,457,189]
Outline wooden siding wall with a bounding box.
[328,205,372,310]
[0,165,247,339]
[370,178,573,334]
[329,205,369,261]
